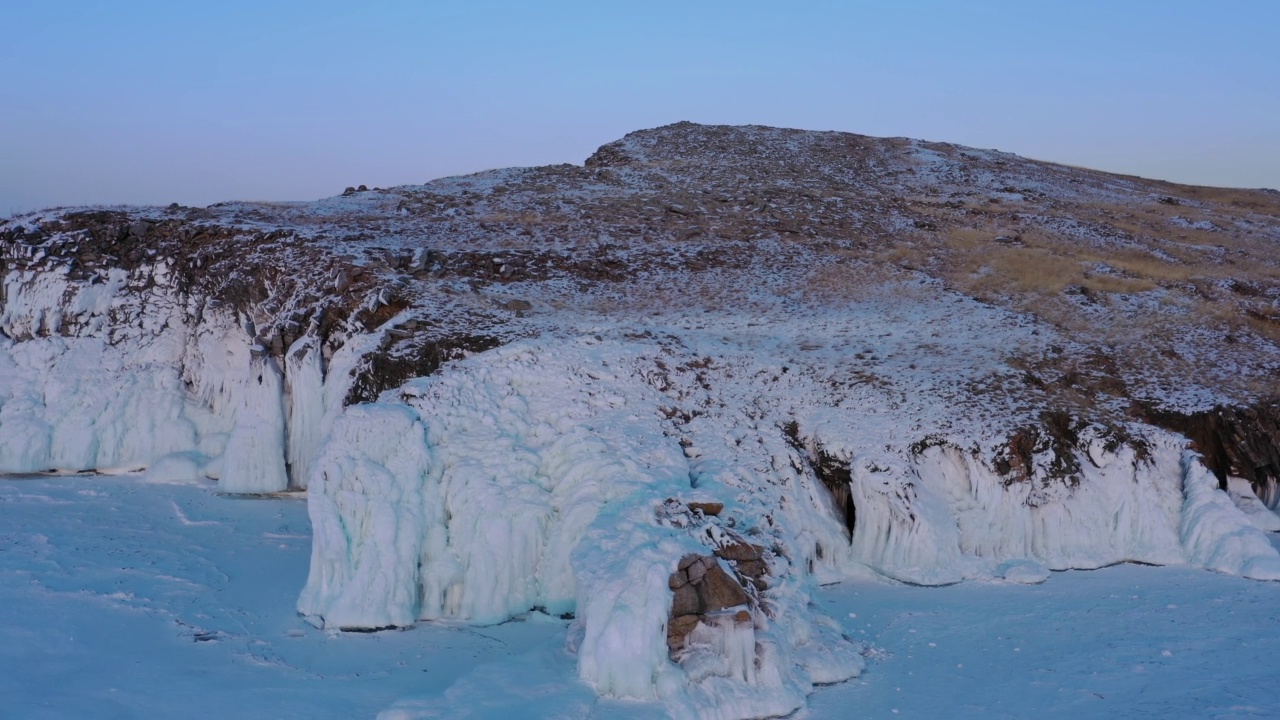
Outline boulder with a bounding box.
[686,556,709,585]
[672,583,700,616]
[697,563,750,611]
[669,568,689,589]
[715,541,764,562]
[735,558,768,580]
[688,501,724,516]
[667,615,701,652]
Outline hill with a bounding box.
[2,122,1279,718]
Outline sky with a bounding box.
[2,1,1278,215]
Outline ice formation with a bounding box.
[294,334,1279,718]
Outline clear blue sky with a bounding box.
[3,1,1277,215]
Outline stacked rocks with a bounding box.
[667,536,772,650]
[668,553,750,653]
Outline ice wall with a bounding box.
[0,265,203,473]
[285,336,326,490]
[300,339,866,719]
[297,403,434,628]
[301,333,1279,718]
[0,261,327,492]
[219,354,289,493]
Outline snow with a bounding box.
[807,558,1280,718]
[0,474,571,719]
[4,473,1279,719]
[995,558,1050,584]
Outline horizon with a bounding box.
[3,1,1278,216]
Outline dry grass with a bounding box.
[861,194,1280,352]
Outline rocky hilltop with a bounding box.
[3,122,1279,717]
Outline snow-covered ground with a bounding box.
[4,474,1277,719]
[0,475,568,719]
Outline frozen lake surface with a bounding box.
[2,475,1278,718]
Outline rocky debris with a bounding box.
[995,410,1086,487]
[668,552,752,653]
[128,220,153,238]
[666,614,701,652]
[499,298,532,312]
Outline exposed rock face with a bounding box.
[1141,399,1280,501]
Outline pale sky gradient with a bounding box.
[3,1,1277,215]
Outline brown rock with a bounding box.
[715,541,764,562]
[697,563,750,611]
[688,501,724,516]
[735,559,768,579]
[678,553,702,571]
[672,583,701,616]
[669,569,689,590]
[733,609,753,624]
[667,614,701,652]
[686,557,709,585]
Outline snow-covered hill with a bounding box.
[3,122,1279,718]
